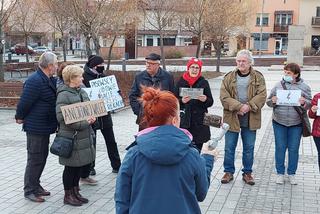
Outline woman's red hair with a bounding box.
[139,86,178,127]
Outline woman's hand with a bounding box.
[87,116,96,124]
[271,96,278,104]
[201,142,219,158]
[182,96,191,104]
[311,105,318,113]
[299,97,306,106]
[198,95,207,102]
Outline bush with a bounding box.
[164,49,184,59]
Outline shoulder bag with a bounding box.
[50,131,77,158]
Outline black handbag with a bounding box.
[50,131,77,158]
[203,113,222,128]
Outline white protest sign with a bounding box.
[61,99,107,124]
[88,75,124,111]
[317,99,320,116]
[179,87,204,99]
[276,89,301,106]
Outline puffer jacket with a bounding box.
[220,68,267,132]
[308,93,320,137]
[56,85,95,167]
[266,79,312,127]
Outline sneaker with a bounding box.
[80,177,98,186]
[221,173,234,184]
[90,169,96,176]
[276,174,284,184]
[112,169,119,173]
[242,173,255,185]
[288,175,298,185]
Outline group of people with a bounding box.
[15,49,320,213]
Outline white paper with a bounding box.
[276,89,301,106]
[317,99,320,116]
[179,88,204,99]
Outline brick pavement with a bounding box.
[0,67,320,213]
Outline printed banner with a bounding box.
[179,87,204,99]
[276,89,301,106]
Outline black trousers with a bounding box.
[24,133,49,196]
[314,136,320,172]
[63,166,81,190]
[80,127,121,178]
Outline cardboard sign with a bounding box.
[179,87,203,99]
[276,89,301,106]
[61,99,107,124]
[317,99,320,116]
[88,75,124,111]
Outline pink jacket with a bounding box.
[308,93,320,137]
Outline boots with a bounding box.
[64,189,82,206]
[73,186,89,203]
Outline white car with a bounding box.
[34,46,52,54]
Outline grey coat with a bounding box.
[266,79,312,126]
[56,85,95,167]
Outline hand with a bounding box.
[271,96,278,104]
[87,116,96,124]
[182,96,191,104]
[299,97,306,105]
[16,119,23,124]
[311,105,318,113]
[198,95,207,102]
[239,104,250,114]
[201,142,219,158]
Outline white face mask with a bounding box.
[283,75,293,83]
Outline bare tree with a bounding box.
[0,0,18,82]
[141,0,178,70]
[9,0,43,62]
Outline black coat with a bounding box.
[174,76,214,144]
[82,64,113,129]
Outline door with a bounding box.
[275,39,282,55]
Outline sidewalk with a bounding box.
[0,67,319,213]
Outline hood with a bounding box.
[136,125,193,165]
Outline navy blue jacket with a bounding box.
[115,125,214,214]
[15,69,57,135]
[129,68,174,120]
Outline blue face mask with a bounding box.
[283,75,293,83]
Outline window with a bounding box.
[147,38,153,46]
[275,13,292,25]
[185,17,194,27]
[157,38,176,46]
[162,18,173,27]
[317,7,320,17]
[253,37,268,50]
[282,37,288,51]
[256,13,269,26]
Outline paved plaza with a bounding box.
[0,66,320,213]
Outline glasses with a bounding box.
[189,66,200,70]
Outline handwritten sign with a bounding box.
[276,89,301,106]
[88,75,124,111]
[317,99,320,116]
[61,99,107,124]
[179,88,204,99]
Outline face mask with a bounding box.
[96,66,105,74]
[283,75,293,83]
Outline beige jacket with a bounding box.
[220,67,267,132]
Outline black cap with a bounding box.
[145,53,161,61]
[87,55,104,68]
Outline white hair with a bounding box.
[38,52,57,69]
[236,49,254,65]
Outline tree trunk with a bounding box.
[93,36,101,56]
[196,33,201,58]
[0,23,4,82]
[159,33,166,70]
[106,35,117,71]
[215,41,222,72]
[85,36,92,57]
[62,33,67,62]
[25,36,29,63]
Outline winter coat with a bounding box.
[15,69,57,135]
[129,68,174,123]
[56,85,95,167]
[308,92,320,137]
[220,68,267,132]
[83,64,113,129]
[115,125,214,214]
[266,79,312,127]
[174,76,214,143]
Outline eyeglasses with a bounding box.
[189,66,200,70]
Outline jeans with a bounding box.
[272,120,302,175]
[223,127,256,174]
[313,136,320,172]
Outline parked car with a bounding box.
[11,44,35,55]
[34,46,52,55]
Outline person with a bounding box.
[56,65,96,206]
[56,62,75,88]
[308,92,320,174]
[129,53,174,130]
[81,55,121,183]
[220,49,266,185]
[267,63,312,185]
[174,58,213,151]
[115,87,216,214]
[15,52,58,202]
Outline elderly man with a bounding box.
[220,49,266,185]
[15,52,58,202]
[129,53,174,130]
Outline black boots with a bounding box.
[73,186,89,203]
[64,189,82,206]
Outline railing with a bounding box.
[274,24,289,32]
[312,17,320,27]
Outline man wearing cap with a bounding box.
[129,53,174,130]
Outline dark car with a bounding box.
[12,44,35,55]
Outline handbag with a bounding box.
[280,81,311,137]
[203,113,222,128]
[50,131,77,158]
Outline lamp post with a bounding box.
[259,0,265,57]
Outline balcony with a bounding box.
[274,24,289,33]
[312,17,320,27]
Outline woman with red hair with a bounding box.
[115,87,216,214]
[174,58,214,151]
